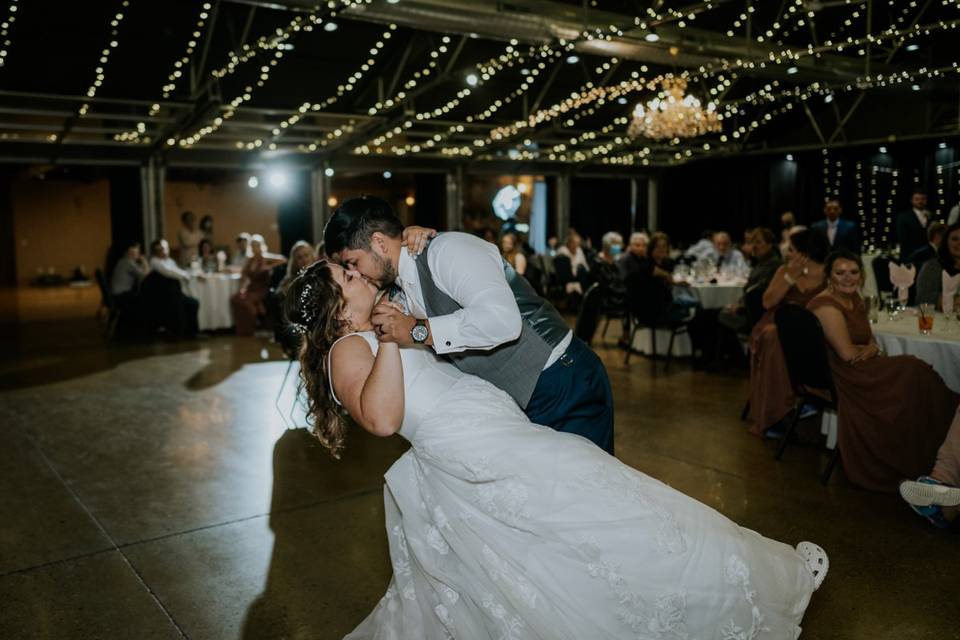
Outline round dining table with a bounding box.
[185,273,243,331]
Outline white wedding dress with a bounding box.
[336,332,815,640]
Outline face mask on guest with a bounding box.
[609,245,623,257]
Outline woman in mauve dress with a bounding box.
[808,250,960,493]
[748,228,827,437]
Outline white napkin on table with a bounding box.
[943,270,960,313]
[889,263,916,304]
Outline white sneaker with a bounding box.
[899,478,960,508]
[796,541,829,591]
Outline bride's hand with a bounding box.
[401,226,437,256]
[372,302,416,345]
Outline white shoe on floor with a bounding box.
[796,541,829,591]
[899,478,960,508]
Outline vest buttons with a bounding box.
[445,341,451,346]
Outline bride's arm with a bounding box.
[330,336,404,437]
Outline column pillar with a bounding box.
[310,163,332,245]
[555,172,571,240]
[647,175,659,232]
[445,165,464,231]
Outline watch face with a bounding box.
[411,324,429,343]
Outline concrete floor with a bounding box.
[1,297,958,639]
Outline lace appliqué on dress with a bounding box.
[481,544,540,610]
[720,554,771,640]
[577,538,690,639]
[574,463,687,555]
[480,592,526,640]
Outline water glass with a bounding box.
[864,295,879,324]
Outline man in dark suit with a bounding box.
[811,199,860,253]
[897,189,932,261]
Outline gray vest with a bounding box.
[414,239,570,409]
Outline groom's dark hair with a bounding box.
[323,195,404,256]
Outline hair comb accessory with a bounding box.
[299,282,318,326]
[290,322,307,335]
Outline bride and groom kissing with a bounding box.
[284,195,826,638]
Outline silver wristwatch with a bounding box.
[410,319,429,344]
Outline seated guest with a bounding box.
[278,240,318,293]
[592,230,627,316]
[177,210,204,267]
[811,199,860,253]
[500,232,527,276]
[711,231,748,272]
[110,241,148,303]
[740,228,755,264]
[901,406,960,528]
[747,229,828,437]
[230,232,251,269]
[916,222,960,307]
[146,239,200,338]
[198,239,219,273]
[231,234,286,336]
[909,221,945,267]
[618,232,648,279]
[719,227,783,334]
[554,229,592,298]
[625,232,695,324]
[809,251,959,493]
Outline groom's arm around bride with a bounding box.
[324,195,615,455]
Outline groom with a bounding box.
[324,196,615,454]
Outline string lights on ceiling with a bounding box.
[0,0,19,69]
[78,0,131,118]
[161,2,213,98]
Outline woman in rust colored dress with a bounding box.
[809,250,960,492]
[231,234,286,336]
[748,228,828,436]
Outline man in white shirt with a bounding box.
[324,196,615,454]
[146,239,200,338]
[709,231,748,272]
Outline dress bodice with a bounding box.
[329,332,476,439]
[807,294,872,345]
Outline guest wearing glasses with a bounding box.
[808,250,959,495]
[231,234,286,336]
[747,229,828,437]
[916,222,960,307]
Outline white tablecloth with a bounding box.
[873,313,960,393]
[185,273,242,331]
[629,326,693,357]
[688,283,744,310]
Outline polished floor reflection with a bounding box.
[1,306,957,639]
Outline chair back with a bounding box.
[94,268,112,308]
[574,283,604,344]
[773,304,836,400]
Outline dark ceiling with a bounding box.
[0,0,957,170]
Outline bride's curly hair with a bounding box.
[283,260,352,458]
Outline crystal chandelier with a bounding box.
[628,77,721,140]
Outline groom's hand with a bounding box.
[372,302,416,345]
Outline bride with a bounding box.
[286,259,826,639]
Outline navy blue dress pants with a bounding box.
[524,337,615,455]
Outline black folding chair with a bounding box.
[624,299,693,374]
[773,304,842,485]
[574,283,604,345]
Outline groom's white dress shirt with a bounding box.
[397,233,571,370]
